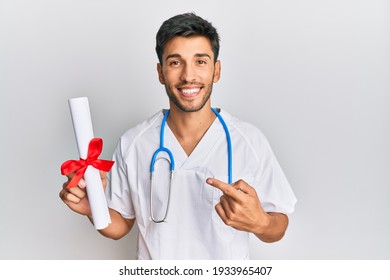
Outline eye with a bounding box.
[169,60,181,66]
[197,60,207,65]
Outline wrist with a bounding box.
[253,212,272,236]
[86,214,93,222]
[254,212,288,243]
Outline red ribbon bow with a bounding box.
[61,138,115,188]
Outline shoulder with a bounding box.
[221,109,272,160]
[222,110,269,144]
[115,111,163,159]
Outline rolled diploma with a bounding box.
[68,97,111,230]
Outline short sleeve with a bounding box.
[253,137,297,214]
[105,138,136,219]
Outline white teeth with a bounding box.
[181,88,200,95]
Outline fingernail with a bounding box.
[79,179,86,188]
[206,178,213,184]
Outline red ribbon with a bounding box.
[61,138,114,188]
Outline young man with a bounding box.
[60,13,297,259]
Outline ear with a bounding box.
[157,63,165,84]
[213,60,221,83]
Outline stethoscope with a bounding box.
[149,108,232,223]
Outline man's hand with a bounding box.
[59,171,107,217]
[206,178,288,243]
[59,171,135,240]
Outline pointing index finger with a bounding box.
[206,178,243,200]
[206,178,229,191]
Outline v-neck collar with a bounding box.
[163,110,230,170]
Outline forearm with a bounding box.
[254,212,289,243]
[88,208,135,240]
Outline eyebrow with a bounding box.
[194,53,211,59]
[165,53,212,61]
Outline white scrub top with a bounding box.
[106,109,297,260]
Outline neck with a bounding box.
[167,104,216,156]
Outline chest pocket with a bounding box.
[211,175,255,243]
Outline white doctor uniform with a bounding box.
[106,109,297,259]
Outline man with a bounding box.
[60,13,297,259]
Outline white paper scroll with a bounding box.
[68,97,111,230]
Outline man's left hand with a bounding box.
[206,178,269,233]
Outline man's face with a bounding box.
[157,35,221,113]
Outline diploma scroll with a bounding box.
[68,97,111,230]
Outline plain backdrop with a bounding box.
[1,0,389,259]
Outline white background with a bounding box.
[0,0,389,259]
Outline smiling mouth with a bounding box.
[178,87,202,97]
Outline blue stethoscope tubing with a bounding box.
[150,110,175,174]
[149,108,232,223]
[211,107,232,184]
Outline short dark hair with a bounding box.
[155,13,220,64]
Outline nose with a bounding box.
[180,64,196,83]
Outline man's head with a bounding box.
[156,13,221,113]
[155,13,220,65]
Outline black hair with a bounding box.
[155,13,220,64]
